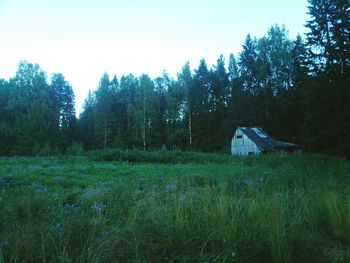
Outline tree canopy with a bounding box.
[0,0,349,156]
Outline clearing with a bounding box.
[0,151,349,262]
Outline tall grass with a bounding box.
[86,148,234,164]
[0,152,349,262]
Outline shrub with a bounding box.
[66,142,85,156]
[86,148,234,164]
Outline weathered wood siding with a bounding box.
[231,128,261,156]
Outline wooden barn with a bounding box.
[231,127,302,156]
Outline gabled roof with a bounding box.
[238,127,301,152]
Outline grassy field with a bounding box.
[0,151,350,262]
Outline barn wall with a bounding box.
[231,129,261,156]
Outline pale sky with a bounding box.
[0,0,309,114]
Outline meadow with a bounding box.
[0,150,349,262]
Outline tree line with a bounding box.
[0,0,349,156]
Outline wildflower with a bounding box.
[53,223,63,237]
[64,203,79,208]
[243,179,254,186]
[34,185,48,193]
[48,204,58,210]
[46,165,63,170]
[91,203,108,213]
[165,183,177,193]
[28,165,42,171]
[64,202,81,213]
[2,240,9,248]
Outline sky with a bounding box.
[0,0,309,114]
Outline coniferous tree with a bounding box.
[237,35,259,126]
[1,3,348,156]
[193,59,211,150]
[305,0,350,77]
[94,73,116,148]
[304,0,350,154]
[277,34,308,142]
[165,74,186,149]
[228,53,239,82]
[78,91,96,150]
[239,34,259,94]
[0,79,14,154]
[209,55,229,149]
[227,54,243,143]
[50,73,77,151]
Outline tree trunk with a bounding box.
[104,111,107,148]
[143,93,146,151]
[188,107,192,149]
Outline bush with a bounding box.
[66,142,85,156]
[86,148,234,164]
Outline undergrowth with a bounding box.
[0,151,349,262]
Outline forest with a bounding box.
[0,0,349,156]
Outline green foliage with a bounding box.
[66,142,84,156]
[239,34,259,93]
[0,154,349,262]
[78,91,96,150]
[7,61,51,155]
[0,79,15,154]
[0,61,77,155]
[86,148,233,164]
[301,0,350,156]
[305,0,350,76]
[50,73,77,151]
[94,73,116,148]
[0,0,349,156]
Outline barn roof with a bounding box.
[238,127,301,152]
